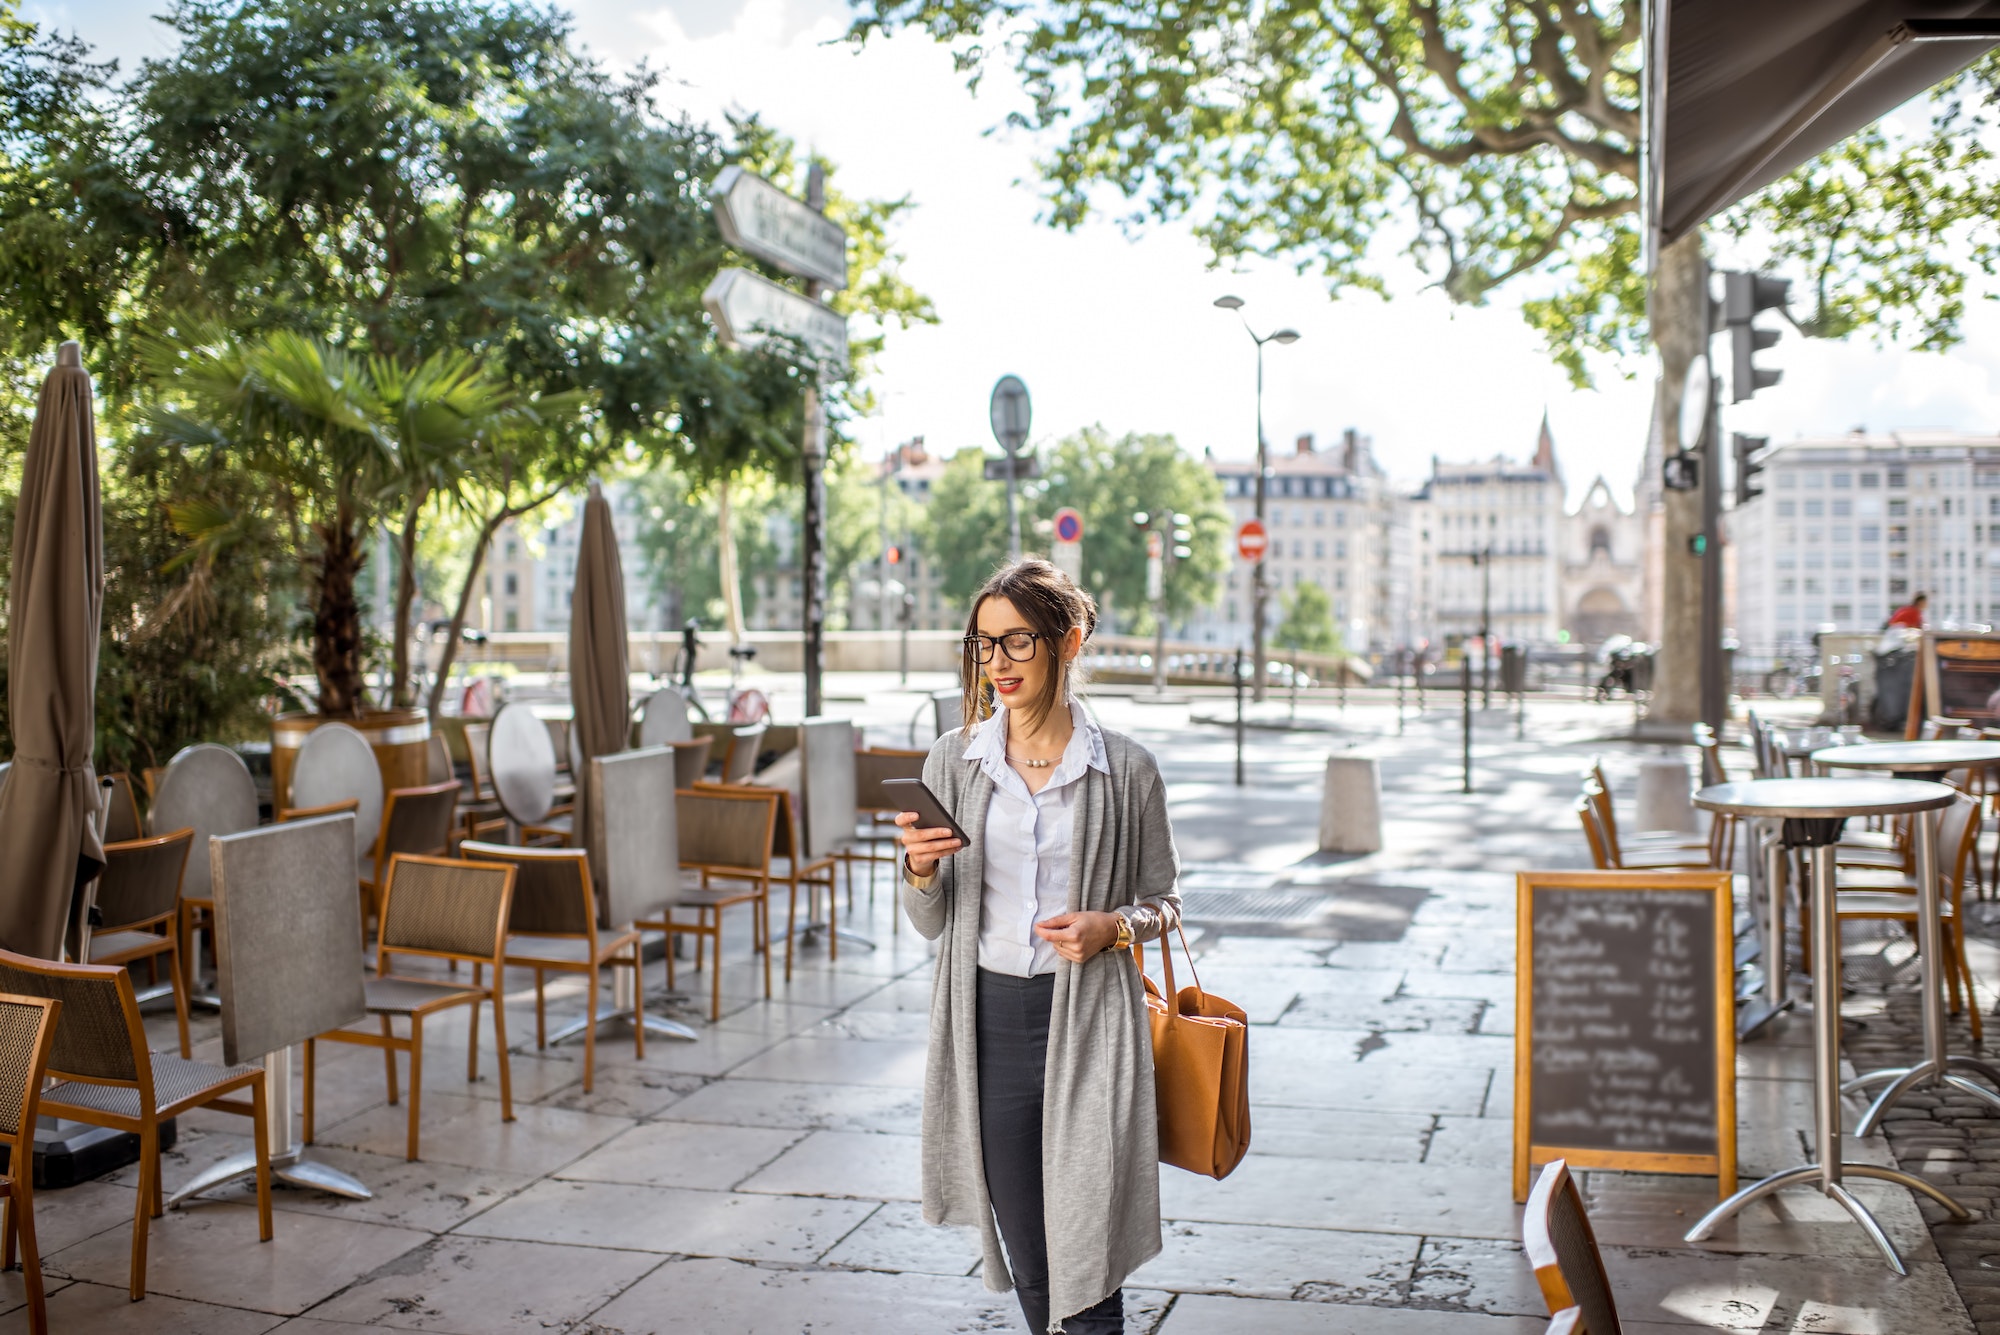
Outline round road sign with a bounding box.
[1053,508,1082,544]
[1236,519,1268,561]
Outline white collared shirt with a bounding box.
[962,698,1110,977]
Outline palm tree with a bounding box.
[142,331,517,717]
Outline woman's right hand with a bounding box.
[895,810,962,878]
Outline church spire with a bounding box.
[1533,408,1560,477]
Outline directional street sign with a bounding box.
[990,375,1031,455]
[712,166,849,291]
[703,267,849,368]
[1236,519,1268,561]
[983,455,1041,481]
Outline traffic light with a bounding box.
[1733,433,1769,506]
[1724,271,1789,402]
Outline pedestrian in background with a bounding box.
[896,558,1182,1334]
[1886,591,1928,629]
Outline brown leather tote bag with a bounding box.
[1137,928,1251,1179]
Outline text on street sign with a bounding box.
[711,166,849,291]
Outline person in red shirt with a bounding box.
[1886,592,1927,629]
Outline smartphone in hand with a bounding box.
[881,777,970,848]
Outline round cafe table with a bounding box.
[1808,742,2000,1134]
[1684,779,1969,1274]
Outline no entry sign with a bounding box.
[1236,519,1268,561]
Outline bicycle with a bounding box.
[668,622,770,725]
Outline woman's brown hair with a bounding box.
[960,558,1098,737]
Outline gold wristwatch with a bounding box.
[902,858,937,891]
[1110,911,1134,952]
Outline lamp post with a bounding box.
[1132,509,1193,696]
[1214,296,1299,702]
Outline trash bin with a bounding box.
[1500,645,1528,695]
[1873,646,1916,732]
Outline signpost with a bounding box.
[704,165,849,718]
[1052,507,1082,581]
[1236,519,1268,562]
[990,375,1031,560]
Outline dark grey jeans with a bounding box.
[977,967,1125,1335]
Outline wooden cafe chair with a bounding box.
[647,786,779,1021]
[0,949,272,1302]
[1525,1158,1622,1335]
[304,853,516,1162]
[87,827,196,1058]
[0,993,58,1333]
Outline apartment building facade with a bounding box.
[1730,431,2000,656]
[1404,422,1566,646]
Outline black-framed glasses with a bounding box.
[963,631,1043,664]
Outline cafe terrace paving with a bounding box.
[0,685,1972,1333]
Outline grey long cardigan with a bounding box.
[903,722,1182,1330]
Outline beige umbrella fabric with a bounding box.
[0,341,105,959]
[568,482,630,867]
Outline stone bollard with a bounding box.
[1634,758,1697,833]
[1319,754,1383,854]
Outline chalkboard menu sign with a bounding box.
[1512,870,1737,1202]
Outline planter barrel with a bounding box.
[270,708,431,813]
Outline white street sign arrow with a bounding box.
[712,166,849,291]
[703,267,849,370]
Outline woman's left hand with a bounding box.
[1034,911,1122,963]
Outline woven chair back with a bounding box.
[101,773,143,844]
[93,828,194,933]
[379,782,461,861]
[673,736,713,789]
[380,856,514,961]
[459,842,594,937]
[855,749,926,813]
[464,723,494,799]
[0,951,140,1085]
[677,788,778,873]
[722,722,767,783]
[1525,1159,1622,1335]
[0,994,57,1140]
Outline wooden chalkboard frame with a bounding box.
[1910,630,2000,738]
[1512,869,1737,1202]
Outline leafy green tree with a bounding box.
[851,1,2000,717]
[1276,581,1343,657]
[920,448,1020,612]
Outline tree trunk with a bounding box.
[312,511,368,718]
[717,476,745,644]
[425,511,505,720]
[389,488,427,708]
[1647,231,1710,725]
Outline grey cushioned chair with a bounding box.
[460,842,644,1091]
[0,992,58,1333]
[305,853,515,1161]
[0,949,271,1302]
[87,827,195,1058]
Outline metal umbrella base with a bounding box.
[165,1047,371,1209]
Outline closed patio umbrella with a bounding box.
[0,342,105,959]
[569,482,629,854]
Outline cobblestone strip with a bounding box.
[1842,984,2000,1332]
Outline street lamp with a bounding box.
[1215,295,1300,702]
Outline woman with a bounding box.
[897,558,1181,1335]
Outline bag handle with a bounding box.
[1132,920,1204,1018]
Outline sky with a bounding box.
[30,0,2000,506]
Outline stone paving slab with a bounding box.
[11,694,1968,1332]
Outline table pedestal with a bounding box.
[1737,823,1793,1039]
[548,958,698,1045]
[166,1046,371,1209]
[1688,834,1969,1273]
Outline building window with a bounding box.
[504,609,518,631]
[1313,508,1325,526]
[1778,472,1798,489]
[1804,500,1824,518]
[1861,578,1881,594]
[1776,501,1796,517]
[1891,578,1909,596]
[1313,540,1326,558]
[1832,472,1852,488]
[1805,472,1825,488]
[1888,470,1907,488]
[1860,472,1880,488]
[504,573,518,595]
[1832,603,1853,619]
[1861,525,1880,541]
[1832,500,1852,517]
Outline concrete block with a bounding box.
[1319,754,1383,854]
[1634,758,1696,832]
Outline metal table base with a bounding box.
[1737,824,1793,1041]
[549,958,698,1044]
[1688,836,1970,1273]
[166,1047,370,1209]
